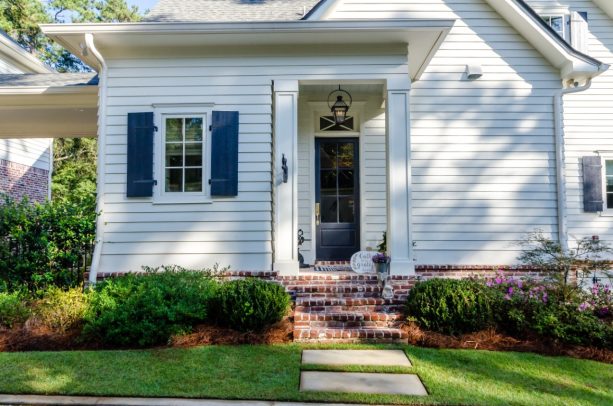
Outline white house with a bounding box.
[0,30,55,203]
[1,0,612,282]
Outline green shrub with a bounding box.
[406,278,495,335]
[215,278,290,332]
[82,269,218,347]
[0,196,96,293]
[31,286,90,333]
[0,291,30,328]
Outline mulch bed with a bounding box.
[401,322,613,364]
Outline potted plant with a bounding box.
[372,252,390,286]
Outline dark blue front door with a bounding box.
[315,138,360,261]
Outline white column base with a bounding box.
[273,261,300,276]
[390,260,415,276]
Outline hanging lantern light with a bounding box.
[328,85,353,125]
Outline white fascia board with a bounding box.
[0,85,97,96]
[41,19,455,74]
[484,0,605,80]
[593,0,613,21]
[0,34,53,73]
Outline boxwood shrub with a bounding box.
[406,278,495,335]
[215,278,290,332]
[82,270,219,347]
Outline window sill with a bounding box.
[152,195,213,205]
[599,211,613,217]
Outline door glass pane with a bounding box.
[165,168,182,192]
[606,160,613,176]
[166,118,183,142]
[185,168,203,192]
[320,170,337,195]
[185,118,203,141]
[321,196,338,223]
[339,196,355,223]
[608,194,613,209]
[185,143,203,166]
[338,170,354,194]
[320,143,337,169]
[338,143,354,168]
[165,143,183,167]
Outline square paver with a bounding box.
[302,350,412,367]
[300,371,428,396]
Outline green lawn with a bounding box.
[0,344,611,406]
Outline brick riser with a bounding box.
[280,274,408,343]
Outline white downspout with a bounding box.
[85,33,107,285]
[554,79,592,252]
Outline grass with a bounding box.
[0,344,611,405]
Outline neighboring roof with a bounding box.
[144,0,324,22]
[0,73,98,87]
[0,29,53,74]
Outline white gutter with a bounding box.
[84,33,107,285]
[554,80,593,252]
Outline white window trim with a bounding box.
[152,105,214,205]
[601,154,613,216]
[534,7,571,42]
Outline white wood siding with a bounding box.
[526,0,613,248]
[326,0,562,264]
[99,53,408,273]
[0,139,51,170]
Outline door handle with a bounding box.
[315,202,321,226]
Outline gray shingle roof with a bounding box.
[144,0,325,22]
[0,73,98,87]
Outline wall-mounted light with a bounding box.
[327,85,353,125]
[465,64,483,80]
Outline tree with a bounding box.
[52,138,97,207]
[0,0,141,72]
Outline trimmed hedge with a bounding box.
[406,278,496,335]
[215,278,290,332]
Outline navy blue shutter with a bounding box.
[582,156,603,212]
[126,112,155,197]
[210,111,239,196]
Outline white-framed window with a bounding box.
[541,14,570,42]
[153,107,213,204]
[605,159,613,210]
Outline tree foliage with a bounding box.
[52,138,97,206]
[0,0,141,72]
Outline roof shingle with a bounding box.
[143,0,325,22]
[0,73,99,87]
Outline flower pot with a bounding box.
[374,262,389,286]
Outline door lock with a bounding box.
[315,202,321,226]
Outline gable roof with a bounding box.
[144,0,325,22]
[0,29,53,73]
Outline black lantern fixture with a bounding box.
[328,85,353,125]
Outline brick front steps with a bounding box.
[279,274,408,343]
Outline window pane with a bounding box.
[185,143,203,166]
[320,170,337,194]
[338,143,354,168]
[339,196,355,223]
[606,160,613,176]
[320,143,337,169]
[166,118,183,142]
[185,118,203,141]
[185,168,203,192]
[321,196,338,223]
[608,194,613,209]
[165,143,183,167]
[549,16,564,34]
[165,169,182,192]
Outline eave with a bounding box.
[484,0,608,82]
[0,34,53,74]
[40,19,456,80]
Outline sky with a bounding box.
[126,0,159,13]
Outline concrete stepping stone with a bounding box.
[302,350,412,367]
[300,371,428,396]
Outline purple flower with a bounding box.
[508,287,514,295]
[578,302,590,312]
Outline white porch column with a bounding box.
[273,80,300,275]
[386,78,415,275]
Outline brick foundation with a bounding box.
[0,159,49,203]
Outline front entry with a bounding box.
[315,138,360,261]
